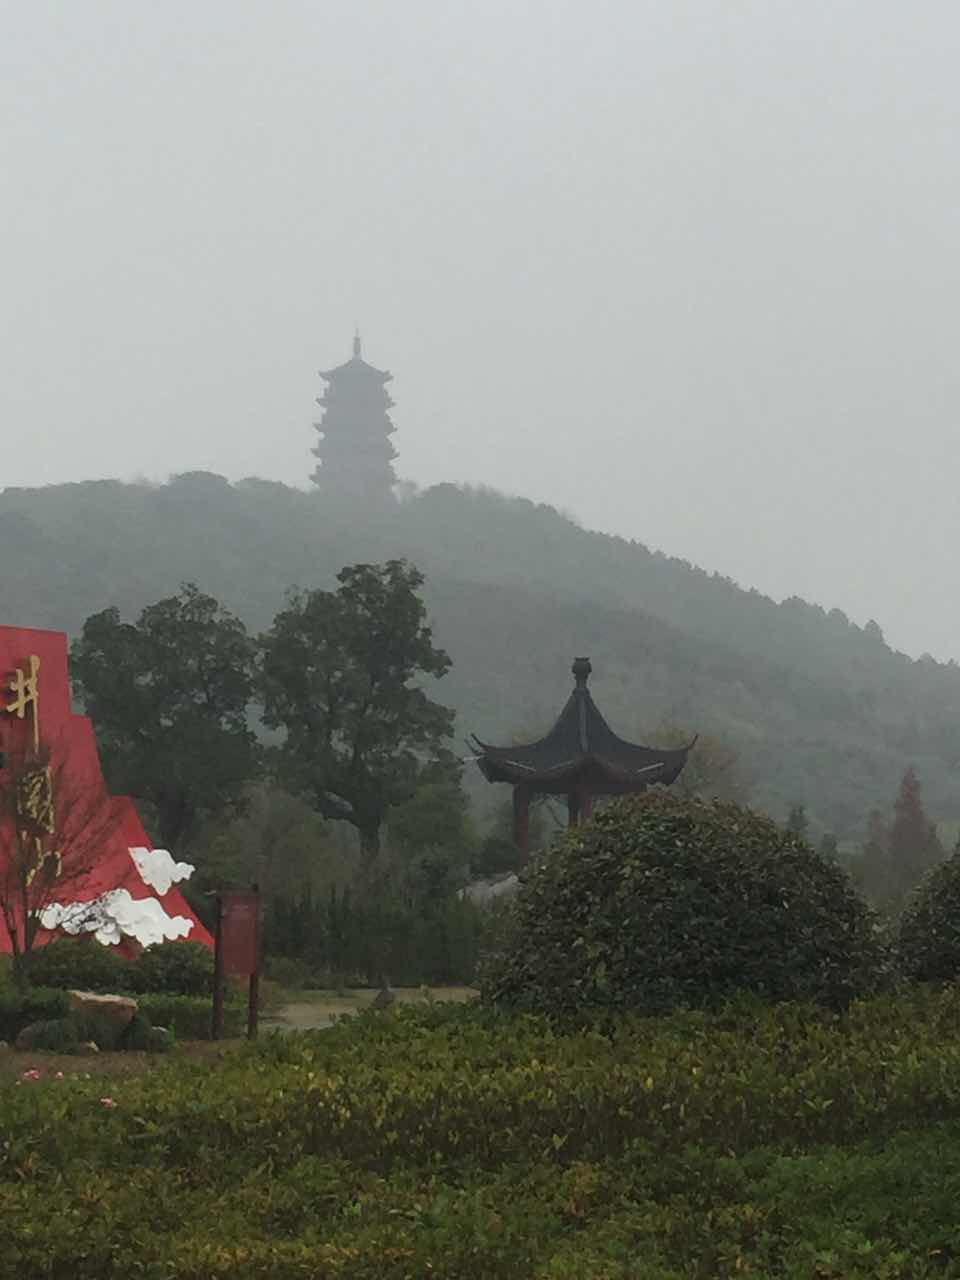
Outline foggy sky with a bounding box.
[4,1,960,660]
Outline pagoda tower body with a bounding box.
[311,334,398,504]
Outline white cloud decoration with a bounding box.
[128,846,195,896]
[39,889,194,948]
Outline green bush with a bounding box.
[895,849,960,981]
[123,941,214,996]
[0,987,69,1041]
[482,792,883,1017]
[138,993,243,1039]
[24,937,128,992]
[263,955,313,990]
[21,937,215,998]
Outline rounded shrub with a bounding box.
[25,937,129,992]
[126,941,214,996]
[895,851,960,982]
[481,792,883,1017]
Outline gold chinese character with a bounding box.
[17,765,54,834]
[4,654,40,750]
[25,843,61,888]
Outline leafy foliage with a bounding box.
[895,849,960,982]
[8,994,960,1274]
[24,937,214,997]
[8,474,960,836]
[260,560,456,854]
[483,791,883,1017]
[70,583,260,850]
[24,936,127,991]
[123,941,213,996]
[0,986,68,1041]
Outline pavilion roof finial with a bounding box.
[353,327,362,358]
[572,656,592,689]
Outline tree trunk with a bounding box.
[358,824,381,859]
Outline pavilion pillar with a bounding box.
[513,784,531,859]
[567,790,581,827]
[568,786,593,828]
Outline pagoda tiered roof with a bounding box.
[319,332,392,384]
[472,657,693,792]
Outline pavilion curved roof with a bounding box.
[471,657,694,790]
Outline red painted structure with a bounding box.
[0,625,211,955]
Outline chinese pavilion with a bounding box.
[311,332,398,504]
[472,657,694,859]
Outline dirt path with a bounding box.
[262,987,477,1033]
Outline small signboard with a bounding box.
[211,885,260,1041]
[220,889,259,976]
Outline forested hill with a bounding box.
[1,470,958,839]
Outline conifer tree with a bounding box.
[887,767,944,903]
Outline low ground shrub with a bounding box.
[21,937,215,997]
[24,937,128,992]
[483,792,885,1017]
[0,986,69,1041]
[5,992,960,1275]
[137,993,243,1039]
[123,940,214,996]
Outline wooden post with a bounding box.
[567,789,581,827]
[211,893,225,1041]
[247,882,260,1041]
[513,784,531,858]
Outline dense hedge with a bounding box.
[6,993,960,1275]
[896,849,960,982]
[24,938,214,996]
[0,988,236,1043]
[0,986,68,1042]
[483,793,884,1017]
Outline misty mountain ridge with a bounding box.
[1,470,957,840]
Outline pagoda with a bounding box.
[472,657,694,859]
[311,332,398,504]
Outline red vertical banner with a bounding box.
[211,885,260,1040]
[220,889,259,975]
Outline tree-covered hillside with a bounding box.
[1,471,957,838]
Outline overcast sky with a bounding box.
[3,1,960,659]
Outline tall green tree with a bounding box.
[259,560,456,856]
[887,767,944,903]
[70,583,260,852]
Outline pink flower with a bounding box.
[100,1096,117,1109]
[54,1072,64,1080]
[21,1069,41,1081]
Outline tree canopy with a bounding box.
[70,583,260,851]
[259,560,456,854]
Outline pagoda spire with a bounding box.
[311,333,397,505]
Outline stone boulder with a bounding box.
[68,990,137,1030]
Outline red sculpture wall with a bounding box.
[0,625,212,955]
